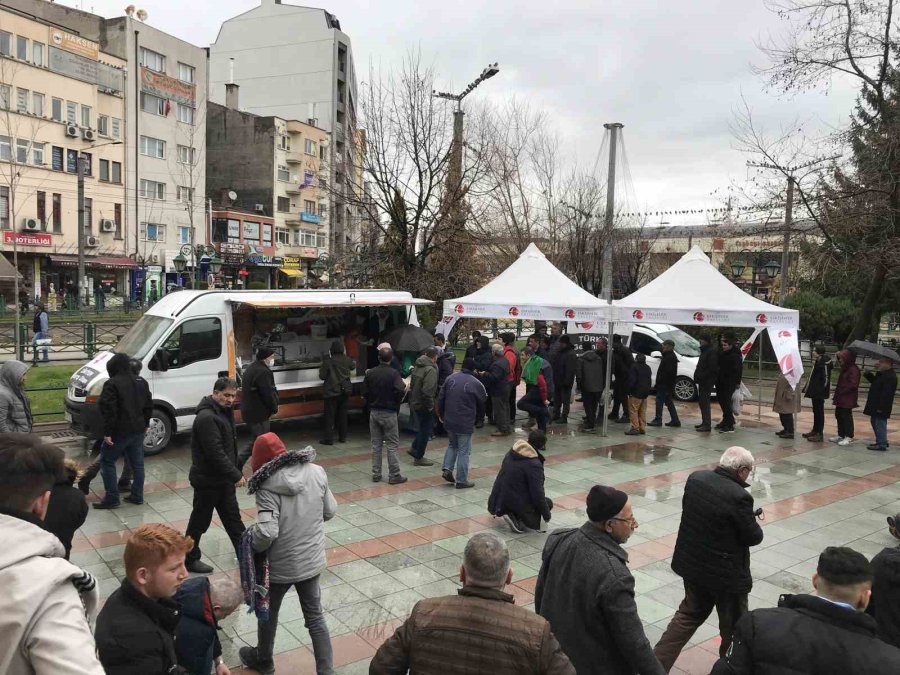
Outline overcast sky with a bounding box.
[69,0,858,217]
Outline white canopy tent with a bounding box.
[443,243,612,322]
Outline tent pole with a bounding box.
[601,319,614,437]
[757,329,763,422]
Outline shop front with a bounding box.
[244,249,283,289]
[47,253,135,309]
[279,255,304,289]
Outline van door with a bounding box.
[149,316,227,430]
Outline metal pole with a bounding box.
[601,122,623,438]
[77,154,86,309]
[779,175,793,305]
[757,329,763,422]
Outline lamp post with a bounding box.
[729,249,781,298]
[311,253,341,288]
[172,244,223,287]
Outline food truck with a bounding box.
[65,289,430,454]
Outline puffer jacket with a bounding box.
[627,361,653,399]
[869,544,900,649]
[833,349,861,409]
[802,355,832,400]
[671,467,764,594]
[0,359,32,433]
[0,507,104,675]
[370,585,575,675]
[174,577,221,675]
[409,354,439,412]
[189,396,242,487]
[711,594,900,674]
[772,374,801,414]
[576,349,606,393]
[864,368,897,418]
[248,447,337,584]
[488,440,551,523]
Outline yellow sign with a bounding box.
[49,29,99,61]
[282,255,301,269]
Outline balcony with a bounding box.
[285,150,303,164]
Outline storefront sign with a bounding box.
[141,67,196,107]
[298,247,318,259]
[218,242,245,255]
[300,212,321,224]
[49,47,124,93]
[50,29,99,60]
[4,232,51,247]
[282,255,301,269]
[245,255,284,268]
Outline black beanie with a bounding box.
[586,485,628,522]
[257,347,275,361]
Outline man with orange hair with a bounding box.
[96,523,198,675]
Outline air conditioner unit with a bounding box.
[254,203,265,213]
[100,219,116,233]
[65,124,79,137]
[150,254,160,264]
[81,128,95,141]
[85,235,99,247]
[22,218,41,232]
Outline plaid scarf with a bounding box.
[239,529,270,621]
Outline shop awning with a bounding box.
[49,254,138,269]
[279,268,305,278]
[0,254,23,281]
[229,296,432,309]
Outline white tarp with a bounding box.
[615,246,799,328]
[768,326,804,389]
[443,243,613,322]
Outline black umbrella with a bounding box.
[386,324,434,353]
[847,340,900,365]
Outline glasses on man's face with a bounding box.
[610,516,638,528]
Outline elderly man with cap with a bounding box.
[654,446,763,671]
[535,485,665,675]
[712,546,900,673]
[237,347,280,470]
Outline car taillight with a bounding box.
[85,395,99,404]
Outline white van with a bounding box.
[65,289,428,454]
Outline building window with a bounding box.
[304,170,315,186]
[98,115,109,136]
[279,134,290,150]
[16,88,28,114]
[177,62,194,83]
[66,101,77,124]
[178,226,191,244]
[37,191,45,228]
[277,165,290,182]
[303,199,316,214]
[111,161,121,183]
[16,36,28,61]
[140,92,165,116]
[99,159,110,182]
[32,93,43,118]
[297,229,320,247]
[140,47,165,73]
[81,152,92,176]
[32,42,44,67]
[0,85,9,110]
[140,222,166,242]
[111,118,121,139]
[176,104,194,124]
[16,140,29,164]
[0,32,11,57]
[81,105,91,128]
[276,196,290,212]
[32,142,44,166]
[177,186,194,204]
[139,179,166,200]
[319,145,326,160]
[51,97,62,122]
[52,193,61,233]
[139,135,166,158]
[0,187,8,230]
[275,227,290,245]
[51,146,63,170]
[114,203,122,238]
[243,221,260,244]
[0,136,10,162]
[318,202,326,217]
[304,139,316,155]
[66,149,78,172]
[263,223,272,245]
[84,197,93,234]
[177,145,195,165]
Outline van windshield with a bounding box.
[115,315,174,359]
[657,329,701,357]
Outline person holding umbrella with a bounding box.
[864,358,897,452]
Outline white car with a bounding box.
[626,323,701,401]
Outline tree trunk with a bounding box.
[845,263,887,346]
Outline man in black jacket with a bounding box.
[433,335,456,437]
[551,335,577,424]
[319,339,355,446]
[716,335,743,433]
[365,348,408,485]
[488,430,553,533]
[609,335,634,423]
[694,334,719,432]
[96,523,194,675]
[94,352,152,509]
[654,446,763,670]
[648,340,681,428]
[868,514,900,649]
[864,357,897,452]
[184,377,246,574]
[481,344,511,436]
[576,342,605,432]
[624,353,652,436]
[237,348,279,468]
[712,546,900,674]
[408,347,439,465]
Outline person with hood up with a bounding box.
[184,377,247,574]
[237,347,279,467]
[517,347,550,432]
[488,430,553,534]
[863,357,897,452]
[44,458,89,559]
[408,347,439,466]
[481,343,511,436]
[319,339,355,446]
[238,433,337,675]
[550,335,577,424]
[464,330,482,360]
[174,575,243,675]
[625,353,653,436]
[0,434,104,675]
[802,346,832,442]
[94,352,152,509]
[576,341,606,432]
[772,372,801,439]
[0,359,33,433]
[832,348,861,446]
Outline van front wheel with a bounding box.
[144,408,173,456]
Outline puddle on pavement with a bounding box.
[568,441,675,465]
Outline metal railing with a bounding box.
[1,322,131,361]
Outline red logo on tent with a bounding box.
[777,330,792,338]
[756,313,768,324]
[565,309,576,319]
[508,306,519,317]
[454,304,465,314]
[693,312,705,322]
[632,310,644,320]
[576,322,594,330]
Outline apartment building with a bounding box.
[206,88,330,283]
[208,0,360,254]
[0,5,129,301]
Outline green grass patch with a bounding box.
[24,364,78,422]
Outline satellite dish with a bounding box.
[227,190,238,202]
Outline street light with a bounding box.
[173,244,221,286]
[729,249,781,298]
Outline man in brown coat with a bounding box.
[369,531,574,675]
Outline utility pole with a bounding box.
[601,122,623,437]
[77,154,86,309]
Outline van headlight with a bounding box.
[85,378,107,403]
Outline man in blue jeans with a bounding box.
[438,358,487,489]
[93,353,152,509]
[864,357,897,452]
[647,339,681,428]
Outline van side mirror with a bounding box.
[148,348,169,372]
[650,351,662,359]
